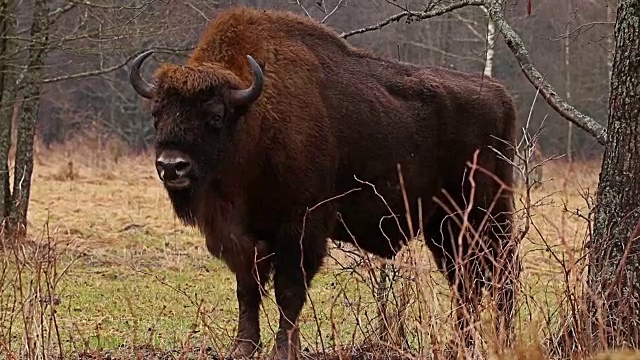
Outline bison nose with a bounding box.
[155,157,192,181]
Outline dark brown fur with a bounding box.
[137,7,519,359]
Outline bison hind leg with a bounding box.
[424,208,511,358]
[486,210,520,350]
[436,205,519,356]
[422,215,481,355]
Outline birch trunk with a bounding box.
[482,7,496,78]
[565,0,573,162]
[606,0,616,74]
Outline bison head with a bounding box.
[128,50,264,197]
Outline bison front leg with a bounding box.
[228,271,269,358]
[226,246,273,359]
[269,219,329,360]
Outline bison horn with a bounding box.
[129,50,156,99]
[228,55,264,107]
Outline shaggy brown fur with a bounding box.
[130,6,519,360]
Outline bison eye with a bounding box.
[203,99,225,129]
[207,114,223,129]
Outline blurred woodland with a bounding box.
[3,0,615,158]
[3,1,640,358]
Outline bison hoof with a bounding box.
[226,339,261,359]
[268,344,301,360]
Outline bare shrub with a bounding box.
[0,222,79,359]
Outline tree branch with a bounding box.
[339,0,484,39]
[484,0,608,145]
[16,2,77,36]
[42,47,193,84]
[50,2,76,22]
[339,0,609,145]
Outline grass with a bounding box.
[6,142,400,358]
[2,140,637,359]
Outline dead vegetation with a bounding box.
[0,136,638,360]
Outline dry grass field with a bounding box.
[1,140,638,359]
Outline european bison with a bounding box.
[128,6,519,359]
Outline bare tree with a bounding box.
[0,0,221,239]
[0,0,17,225]
[8,0,49,237]
[587,0,640,349]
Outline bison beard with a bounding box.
[129,6,520,360]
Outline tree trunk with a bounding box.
[8,0,49,237]
[0,0,16,234]
[587,0,640,349]
[564,0,573,163]
[482,8,496,78]
[606,0,616,74]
